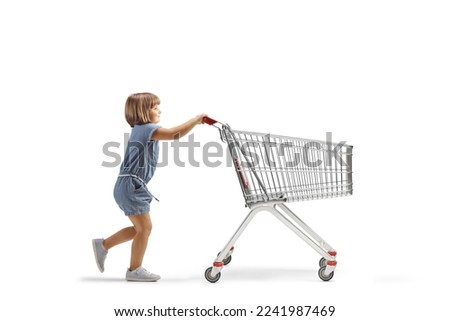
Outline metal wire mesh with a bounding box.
[220,127,353,206]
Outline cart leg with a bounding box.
[267,204,337,280]
[277,203,337,261]
[264,206,331,259]
[205,208,261,282]
[214,208,260,264]
[278,204,336,256]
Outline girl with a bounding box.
[93,92,207,281]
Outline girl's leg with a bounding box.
[128,213,152,271]
[103,227,136,250]
[93,227,136,272]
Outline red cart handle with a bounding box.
[203,116,218,125]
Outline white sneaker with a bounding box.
[126,267,161,282]
[92,238,108,272]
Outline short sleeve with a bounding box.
[146,123,161,141]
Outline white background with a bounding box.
[1,0,449,320]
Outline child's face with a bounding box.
[149,104,161,123]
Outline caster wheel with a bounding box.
[204,267,221,283]
[318,266,334,281]
[319,257,327,267]
[223,255,232,265]
[217,252,232,265]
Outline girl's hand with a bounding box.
[195,113,208,124]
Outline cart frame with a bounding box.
[203,117,353,282]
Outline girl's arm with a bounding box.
[152,114,207,141]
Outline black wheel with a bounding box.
[318,266,334,281]
[217,252,232,266]
[223,255,232,265]
[319,257,327,267]
[204,267,221,283]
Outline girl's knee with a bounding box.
[129,213,152,236]
[135,222,152,236]
[144,223,152,236]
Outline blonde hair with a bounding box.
[125,92,160,127]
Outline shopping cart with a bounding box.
[202,117,353,282]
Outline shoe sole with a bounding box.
[126,277,161,282]
[92,239,104,273]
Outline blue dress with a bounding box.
[113,123,160,215]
